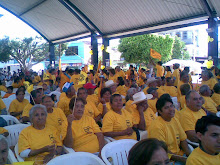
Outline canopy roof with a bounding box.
[0,0,219,44]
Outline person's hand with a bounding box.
[100,98,106,104]
[43,154,55,164]
[67,114,76,124]
[124,127,133,136]
[43,144,56,153]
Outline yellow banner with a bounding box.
[150,48,161,60]
[78,71,88,85]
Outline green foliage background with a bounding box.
[118,34,189,65]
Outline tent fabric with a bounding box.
[0,0,219,43]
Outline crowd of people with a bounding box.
[0,61,220,164]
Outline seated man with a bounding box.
[179,90,206,142]
[163,77,178,97]
[186,115,220,164]
[199,85,219,113]
[3,86,14,98]
[77,87,101,122]
[57,82,75,116]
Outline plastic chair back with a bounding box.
[0,115,20,126]
[101,139,137,165]
[4,124,29,147]
[8,148,18,163]
[2,98,13,111]
[15,143,25,162]
[47,152,105,165]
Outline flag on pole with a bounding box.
[150,48,161,60]
[43,70,50,81]
[78,71,88,85]
[97,60,101,72]
[59,58,61,70]
[27,84,34,94]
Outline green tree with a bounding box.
[0,36,68,71]
[118,34,174,65]
[172,36,190,59]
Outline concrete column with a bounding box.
[208,17,218,66]
[49,42,55,66]
[91,32,98,69]
[102,38,110,67]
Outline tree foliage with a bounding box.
[0,36,68,71]
[172,36,190,60]
[118,34,174,65]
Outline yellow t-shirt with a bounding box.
[0,85,7,92]
[71,115,101,153]
[179,107,206,132]
[0,127,8,134]
[57,94,72,116]
[46,108,68,141]
[108,75,117,83]
[70,74,80,84]
[186,147,220,165]
[201,78,218,90]
[138,72,146,86]
[172,69,180,87]
[202,96,218,113]
[148,116,187,155]
[165,71,172,78]
[87,94,99,107]
[22,103,33,117]
[157,86,166,97]
[102,109,137,140]
[125,100,137,114]
[115,70,125,79]
[97,102,111,114]
[84,101,101,119]
[163,86,178,97]
[32,76,41,84]
[18,125,62,163]
[180,95,186,109]
[177,81,192,102]
[156,64,164,77]
[9,99,29,119]
[131,107,156,130]
[116,85,127,97]
[0,99,6,114]
[143,86,149,95]
[211,93,220,106]
[148,99,158,114]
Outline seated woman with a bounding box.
[0,135,9,165]
[125,88,137,114]
[9,89,29,119]
[63,97,104,154]
[22,90,42,122]
[102,94,137,140]
[148,97,191,164]
[97,88,112,117]
[128,138,170,165]
[18,104,62,164]
[42,95,67,141]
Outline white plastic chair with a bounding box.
[47,152,105,165]
[8,148,18,163]
[101,139,138,165]
[139,130,148,140]
[104,136,116,143]
[14,143,24,162]
[2,98,13,111]
[186,139,199,147]
[0,115,20,126]
[4,124,29,147]
[8,94,16,100]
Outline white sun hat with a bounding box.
[105,80,117,88]
[132,91,153,104]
